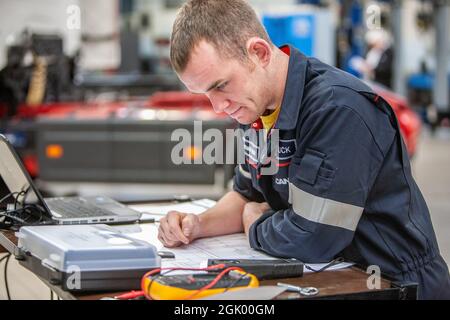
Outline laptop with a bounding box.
[0,134,142,225]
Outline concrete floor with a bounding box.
[1,127,450,299]
[413,127,450,264]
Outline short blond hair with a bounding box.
[170,0,272,73]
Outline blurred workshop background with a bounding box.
[0,0,449,299]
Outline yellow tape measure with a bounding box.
[143,269,259,300]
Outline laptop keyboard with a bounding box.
[46,198,113,218]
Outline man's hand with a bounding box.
[158,211,201,247]
[242,202,271,236]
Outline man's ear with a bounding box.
[246,38,272,68]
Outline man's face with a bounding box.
[178,40,272,124]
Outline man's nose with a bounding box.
[207,93,230,114]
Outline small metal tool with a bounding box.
[277,282,319,296]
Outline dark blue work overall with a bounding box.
[233,46,450,299]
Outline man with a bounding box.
[158,0,450,299]
[351,29,394,88]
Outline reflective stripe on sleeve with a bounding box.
[239,165,252,179]
[288,183,363,231]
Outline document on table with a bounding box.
[129,199,216,222]
[112,223,270,272]
[118,200,354,273]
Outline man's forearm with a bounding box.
[197,191,249,238]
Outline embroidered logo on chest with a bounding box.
[277,139,297,160]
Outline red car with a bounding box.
[370,83,422,157]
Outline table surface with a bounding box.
[72,267,391,300]
[0,226,396,300]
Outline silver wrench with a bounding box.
[277,282,319,296]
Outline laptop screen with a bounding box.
[0,136,49,215]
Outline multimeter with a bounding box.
[143,269,259,300]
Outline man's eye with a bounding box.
[216,82,228,91]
